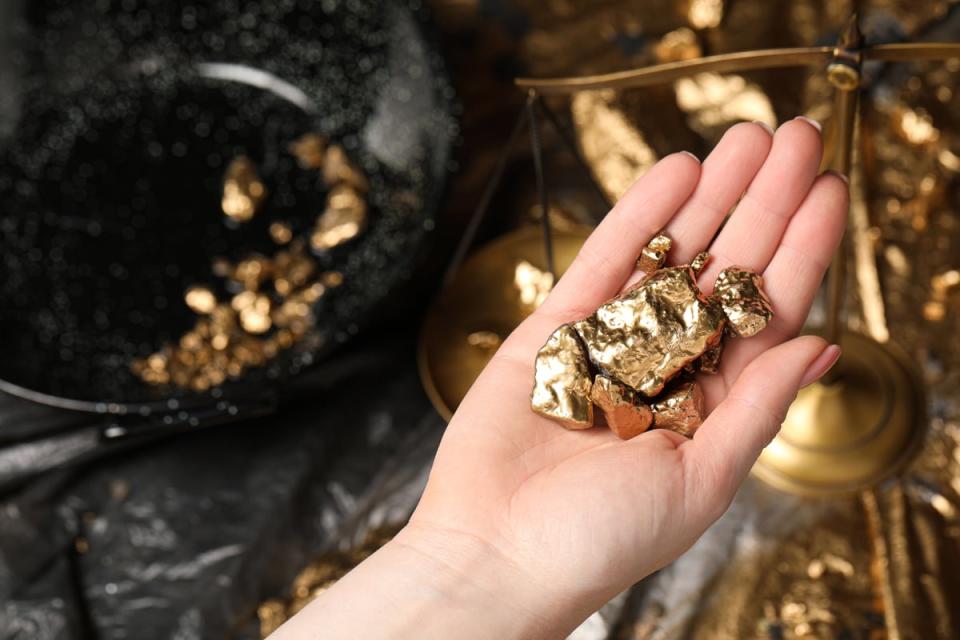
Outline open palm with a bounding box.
[410,119,848,628]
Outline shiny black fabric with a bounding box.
[0,336,444,639]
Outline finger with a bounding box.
[539,152,701,320]
[683,335,832,520]
[717,172,849,379]
[664,122,773,264]
[697,117,824,291]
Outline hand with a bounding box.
[271,119,848,640]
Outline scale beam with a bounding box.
[516,43,960,94]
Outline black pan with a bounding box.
[0,0,458,422]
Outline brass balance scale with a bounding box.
[419,11,960,636]
[423,15,959,495]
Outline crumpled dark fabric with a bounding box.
[0,333,446,640]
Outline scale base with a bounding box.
[752,331,925,497]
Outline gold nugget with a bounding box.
[184,286,217,315]
[651,381,705,437]
[531,232,773,438]
[591,375,653,440]
[311,185,367,251]
[134,140,374,391]
[636,233,672,273]
[288,133,327,169]
[574,264,726,397]
[222,156,267,223]
[323,145,369,192]
[531,325,594,429]
[713,266,774,337]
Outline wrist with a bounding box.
[268,519,597,640]
[385,520,581,639]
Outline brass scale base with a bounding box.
[754,331,925,496]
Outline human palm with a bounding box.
[410,119,848,617]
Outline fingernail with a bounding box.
[680,150,701,163]
[794,115,822,132]
[753,120,775,135]
[825,170,849,185]
[800,344,842,387]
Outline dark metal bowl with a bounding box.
[0,0,458,414]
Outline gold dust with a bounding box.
[184,286,217,314]
[938,149,960,172]
[674,73,776,137]
[288,133,327,169]
[321,271,344,288]
[269,221,293,245]
[239,295,273,334]
[234,257,270,289]
[934,270,960,289]
[231,290,258,312]
[687,0,724,29]
[883,245,911,276]
[256,526,399,638]
[513,260,553,308]
[303,283,326,301]
[258,601,288,639]
[467,330,501,351]
[807,559,826,579]
[311,185,367,251]
[132,244,330,389]
[925,269,960,322]
[222,156,267,223]
[654,28,702,63]
[134,141,371,390]
[212,258,232,277]
[896,107,940,145]
[323,144,369,191]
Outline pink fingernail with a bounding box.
[800,344,842,387]
[794,115,822,132]
[753,120,775,135]
[680,150,701,163]
[825,170,850,185]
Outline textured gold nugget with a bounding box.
[650,381,705,437]
[531,233,773,439]
[591,375,653,440]
[530,325,594,429]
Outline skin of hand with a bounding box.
[269,119,848,640]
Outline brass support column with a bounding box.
[752,17,926,495]
[823,18,861,348]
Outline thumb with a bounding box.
[684,335,839,519]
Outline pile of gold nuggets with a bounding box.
[531,233,773,439]
[132,134,368,391]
